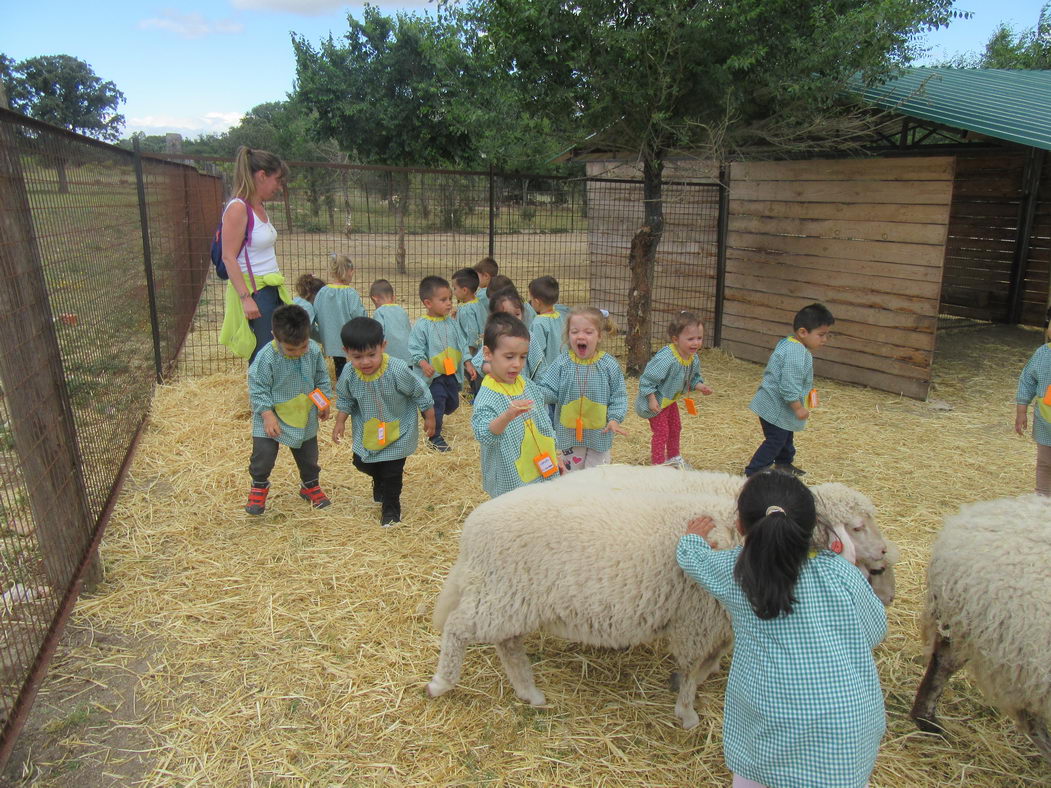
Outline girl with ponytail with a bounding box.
[677,471,886,788]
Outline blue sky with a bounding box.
[2,0,1046,138]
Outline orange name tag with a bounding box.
[1044,385,1051,406]
[806,389,819,408]
[534,452,558,478]
[443,357,456,375]
[308,388,330,409]
[575,417,584,442]
[683,397,697,415]
[376,421,387,445]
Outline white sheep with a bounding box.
[910,494,1051,766]
[428,466,893,728]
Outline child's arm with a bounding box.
[638,354,668,414]
[838,560,888,649]
[312,346,332,419]
[395,361,437,435]
[487,400,534,435]
[604,359,629,434]
[692,363,713,396]
[408,324,435,378]
[248,359,281,438]
[1015,350,1041,434]
[676,529,737,602]
[464,360,478,381]
[421,408,436,437]
[331,410,349,443]
[332,373,356,441]
[778,348,810,419]
[1016,403,1029,436]
[536,359,562,405]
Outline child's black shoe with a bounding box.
[381,502,401,527]
[774,463,806,477]
[429,435,451,452]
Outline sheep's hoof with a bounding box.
[426,677,453,698]
[519,689,546,706]
[677,707,700,730]
[912,714,946,736]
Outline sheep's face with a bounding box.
[813,483,887,567]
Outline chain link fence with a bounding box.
[0,114,723,764]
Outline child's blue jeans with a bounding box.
[430,374,460,437]
[745,417,795,476]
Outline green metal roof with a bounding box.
[854,67,1051,151]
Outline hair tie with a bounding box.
[599,308,609,318]
[765,505,785,516]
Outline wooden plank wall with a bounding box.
[585,161,721,345]
[723,157,955,400]
[940,151,1024,321]
[1021,158,1051,326]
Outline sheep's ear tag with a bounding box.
[830,538,844,554]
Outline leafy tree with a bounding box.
[979,2,1051,68]
[469,0,963,372]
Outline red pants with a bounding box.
[648,403,681,464]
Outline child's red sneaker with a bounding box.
[299,482,331,509]
[245,482,270,515]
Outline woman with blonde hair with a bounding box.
[219,146,292,363]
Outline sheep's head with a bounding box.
[812,482,886,565]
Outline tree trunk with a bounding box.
[55,159,69,194]
[394,172,409,275]
[625,150,664,376]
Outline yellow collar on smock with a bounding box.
[669,344,695,365]
[482,375,526,396]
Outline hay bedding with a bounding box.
[57,323,1047,786]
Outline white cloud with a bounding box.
[127,111,245,136]
[138,10,244,38]
[231,0,433,14]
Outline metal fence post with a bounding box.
[713,164,730,347]
[133,138,164,384]
[488,164,495,258]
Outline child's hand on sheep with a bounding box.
[603,420,629,436]
[685,515,717,541]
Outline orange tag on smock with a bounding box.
[575,417,584,442]
[806,389,819,408]
[376,422,387,445]
[442,357,456,375]
[683,397,697,415]
[308,388,330,409]
[1043,385,1051,406]
[534,452,557,478]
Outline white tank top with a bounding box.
[223,198,279,276]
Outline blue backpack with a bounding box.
[210,198,255,282]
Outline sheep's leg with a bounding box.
[1015,710,1051,768]
[910,632,961,735]
[495,635,545,706]
[427,627,469,698]
[675,637,731,730]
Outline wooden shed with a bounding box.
[579,68,1051,400]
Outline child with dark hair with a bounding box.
[471,313,562,498]
[293,273,326,327]
[409,276,476,451]
[527,275,565,379]
[314,253,366,379]
[744,302,835,477]
[473,257,499,311]
[677,471,886,788]
[332,317,436,526]
[1014,305,1051,495]
[635,311,714,467]
[452,267,486,399]
[469,287,544,379]
[245,304,332,515]
[368,279,412,364]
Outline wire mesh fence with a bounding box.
[0,112,724,764]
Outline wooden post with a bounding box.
[713,163,730,348]
[0,115,98,590]
[1007,148,1045,325]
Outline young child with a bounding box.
[744,302,834,477]
[539,307,629,470]
[473,257,499,311]
[368,279,412,365]
[313,253,366,379]
[527,275,565,379]
[452,267,486,398]
[331,317,436,526]
[635,311,714,467]
[1014,306,1051,496]
[469,287,543,380]
[677,471,886,788]
[471,313,562,498]
[292,273,325,327]
[245,304,333,515]
[408,275,476,451]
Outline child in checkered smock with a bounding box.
[677,471,886,788]
[368,279,412,365]
[1015,307,1051,495]
[469,288,543,383]
[634,311,713,467]
[538,307,628,471]
[331,317,436,526]
[471,313,562,498]
[314,254,366,379]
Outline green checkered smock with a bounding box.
[471,375,558,498]
[538,351,628,452]
[523,302,536,329]
[335,354,434,462]
[455,298,486,352]
[248,340,332,449]
[1016,342,1051,447]
[373,303,412,365]
[476,286,489,313]
[409,315,469,384]
[748,336,813,432]
[677,534,886,788]
[634,344,704,418]
[314,285,366,357]
[529,311,565,378]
